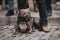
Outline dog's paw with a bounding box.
[12,33,16,37]
[28,30,32,34]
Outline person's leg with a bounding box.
[17,0,29,9]
[0,0,2,11]
[36,0,49,33]
[5,0,9,9]
[57,0,60,2]
[5,0,8,5]
[45,0,52,16]
[6,0,14,16]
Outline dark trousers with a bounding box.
[45,0,52,16]
[0,0,8,5]
[5,0,8,5]
[57,0,60,1]
[0,0,2,5]
[8,0,14,10]
[36,0,48,27]
[17,0,29,9]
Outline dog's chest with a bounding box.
[18,22,28,32]
[19,23,27,30]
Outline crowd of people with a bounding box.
[0,0,56,33]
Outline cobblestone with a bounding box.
[0,25,59,40]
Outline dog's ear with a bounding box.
[16,9,21,14]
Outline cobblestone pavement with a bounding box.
[0,25,60,40]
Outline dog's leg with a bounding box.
[12,23,19,37]
[27,18,33,34]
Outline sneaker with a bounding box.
[42,26,49,33]
[6,10,14,16]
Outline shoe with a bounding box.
[0,5,2,11]
[6,10,14,16]
[42,26,49,33]
[38,26,49,33]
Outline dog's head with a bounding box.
[16,9,31,22]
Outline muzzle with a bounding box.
[18,13,31,22]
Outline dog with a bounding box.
[14,8,34,35]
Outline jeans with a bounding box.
[8,0,14,10]
[36,0,48,27]
[17,0,29,9]
[45,0,52,16]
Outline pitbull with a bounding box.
[14,8,34,34]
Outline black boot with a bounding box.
[6,10,14,16]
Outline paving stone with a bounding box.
[49,28,60,40]
[0,16,7,26]
[40,28,57,40]
[31,37,39,40]
[22,30,45,40]
[6,16,17,25]
[1,33,13,40]
[22,31,39,40]
[0,26,9,31]
[0,29,11,37]
[30,32,45,40]
[8,26,15,29]
[14,34,27,40]
[57,38,60,40]
[49,30,60,40]
[3,37,14,40]
[3,26,8,28]
[52,26,58,29]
